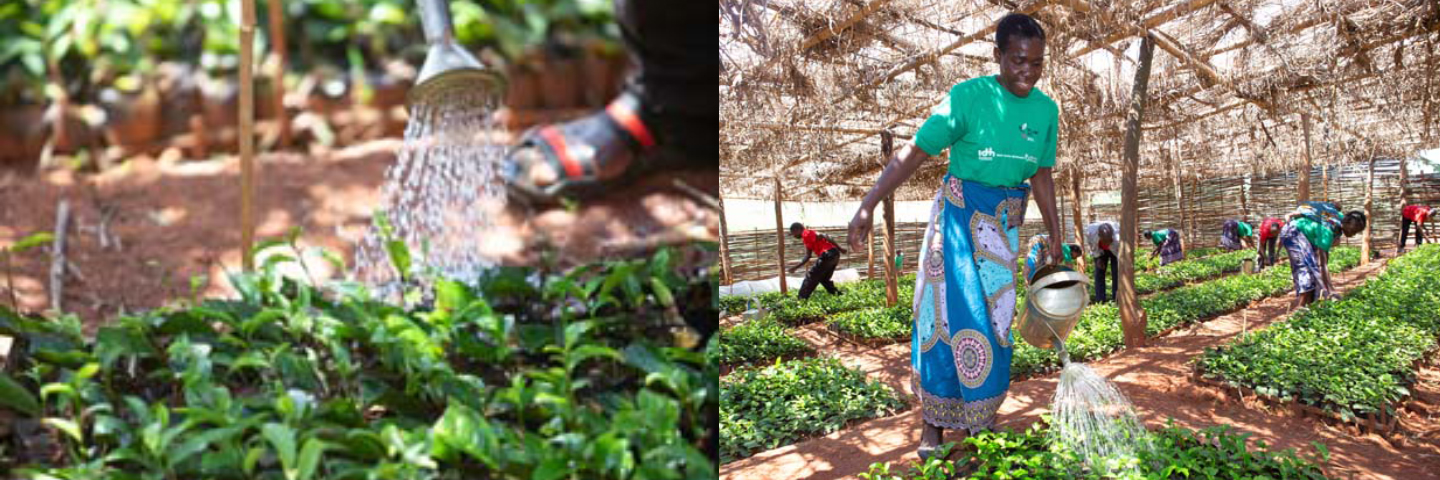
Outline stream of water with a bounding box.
[1049,346,1153,474]
[351,89,505,297]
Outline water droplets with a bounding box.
[353,89,505,297]
[1050,361,1152,474]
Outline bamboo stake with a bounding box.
[240,0,258,271]
[1119,35,1156,349]
[48,200,70,313]
[868,228,875,280]
[266,0,290,148]
[773,178,787,294]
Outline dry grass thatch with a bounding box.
[720,0,1440,201]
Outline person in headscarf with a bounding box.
[1280,201,1366,310]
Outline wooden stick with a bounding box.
[1118,35,1156,349]
[880,130,898,307]
[1362,152,1375,265]
[1070,170,1086,273]
[1300,114,1313,202]
[266,0,290,148]
[773,178,787,294]
[719,195,733,285]
[49,200,70,313]
[239,0,258,271]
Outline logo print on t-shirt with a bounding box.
[978,147,995,161]
[1019,123,1039,142]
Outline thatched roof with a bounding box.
[720,0,1440,201]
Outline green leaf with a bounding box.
[296,438,328,480]
[0,372,40,417]
[262,423,299,475]
[8,232,54,253]
[532,457,570,480]
[43,417,83,443]
[650,278,675,308]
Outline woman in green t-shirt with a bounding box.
[845,13,1063,459]
[1141,228,1185,266]
[1280,202,1366,310]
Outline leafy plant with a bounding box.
[1198,244,1440,420]
[720,357,904,463]
[829,305,911,341]
[862,419,1331,479]
[716,317,812,367]
[1,233,717,479]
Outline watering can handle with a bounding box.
[1029,270,1091,291]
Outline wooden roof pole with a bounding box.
[738,0,897,89]
[774,178,788,294]
[848,0,1051,97]
[1118,35,1156,349]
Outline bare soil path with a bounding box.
[722,255,1440,479]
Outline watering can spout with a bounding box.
[411,0,505,105]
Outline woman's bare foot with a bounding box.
[917,423,944,460]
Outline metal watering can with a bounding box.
[411,0,506,106]
[1015,264,1090,362]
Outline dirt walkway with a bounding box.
[722,257,1440,480]
[0,139,716,331]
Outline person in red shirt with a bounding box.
[1400,204,1431,253]
[789,222,848,300]
[1256,217,1284,268]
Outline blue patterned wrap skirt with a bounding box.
[910,175,1028,433]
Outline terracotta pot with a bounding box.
[539,55,583,109]
[0,103,48,165]
[580,52,613,107]
[100,84,164,151]
[505,66,541,110]
[155,63,203,138]
[200,76,239,132]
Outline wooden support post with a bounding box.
[266,0,290,148]
[880,129,898,306]
[883,194,898,306]
[773,178,787,294]
[1299,114,1313,203]
[239,0,258,271]
[1118,35,1155,349]
[1172,155,1184,243]
[1362,153,1375,265]
[719,196,733,285]
[1241,173,1251,219]
[868,228,876,280]
[1071,170,1087,273]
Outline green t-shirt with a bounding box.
[1149,229,1170,247]
[1236,221,1254,238]
[914,75,1059,188]
[1291,216,1336,252]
